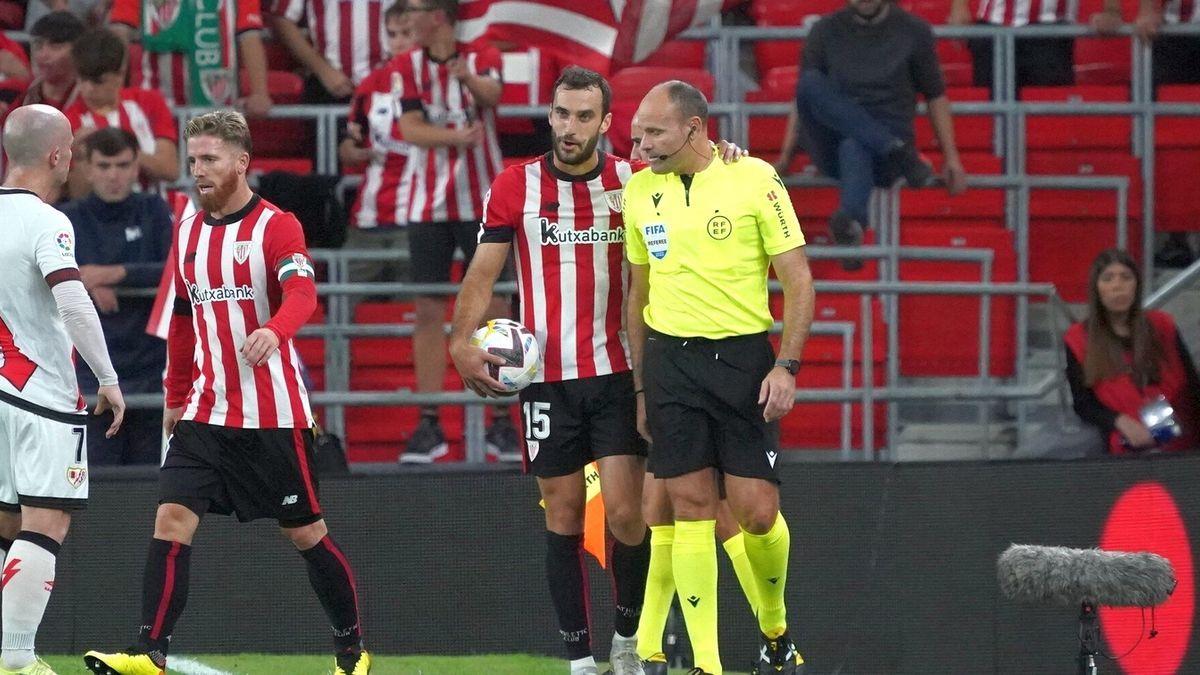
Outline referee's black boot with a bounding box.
[755,630,805,674]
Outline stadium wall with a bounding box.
[45,456,1200,674]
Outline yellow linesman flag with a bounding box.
[540,461,607,568]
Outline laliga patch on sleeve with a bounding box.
[55,230,74,258]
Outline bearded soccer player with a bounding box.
[0,104,126,675]
[451,67,746,675]
[83,111,369,675]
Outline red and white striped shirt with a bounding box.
[348,58,411,229]
[111,0,264,106]
[1162,0,1200,22]
[168,195,315,429]
[63,88,178,192]
[396,45,504,224]
[479,152,637,383]
[976,0,1078,25]
[272,0,387,85]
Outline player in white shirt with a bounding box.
[0,104,125,675]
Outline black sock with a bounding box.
[300,535,363,653]
[610,532,651,637]
[546,531,591,660]
[137,538,192,665]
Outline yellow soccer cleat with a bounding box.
[0,656,58,675]
[82,650,163,675]
[334,649,371,675]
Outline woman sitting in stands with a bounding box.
[1064,248,1200,454]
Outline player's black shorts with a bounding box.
[519,372,647,478]
[408,220,484,284]
[159,420,322,526]
[643,329,780,482]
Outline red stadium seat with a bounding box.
[636,40,707,69]
[293,302,327,367]
[1073,37,1130,85]
[770,294,887,449]
[349,301,418,368]
[746,66,799,154]
[915,86,993,153]
[749,0,828,72]
[608,68,717,156]
[1153,86,1200,232]
[1022,85,1131,151]
[898,226,1017,377]
[1026,152,1145,301]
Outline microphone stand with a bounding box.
[1078,602,1100,675]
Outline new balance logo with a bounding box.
[766,451,778,467]
[768,577,779,585]
[281,495,298,506]
[686,595,700,607]
[652,193,663,208]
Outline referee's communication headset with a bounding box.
[654,122,702,162]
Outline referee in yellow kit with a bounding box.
[625,81,815,675]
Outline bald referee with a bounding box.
[625,81,814,675]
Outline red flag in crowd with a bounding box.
[457,0,736,74]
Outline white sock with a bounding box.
[570,655,598,673]
[2,532,59,669]
[611,631,638,650]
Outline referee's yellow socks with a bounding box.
[636,524,676,660]
[673,519,721,674]
[742,512,791,638]
[721,531,760,616]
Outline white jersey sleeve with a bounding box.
[31,210,78,279]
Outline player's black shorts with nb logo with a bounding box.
[518,371,647,478]
[643,329,781,482]
[160,420,323,526]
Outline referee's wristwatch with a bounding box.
[774,358,801,376]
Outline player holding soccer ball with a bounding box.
[451,67,746,675]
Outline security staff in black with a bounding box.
[624,81,815,675]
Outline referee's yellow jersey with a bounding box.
[625,151,805,339]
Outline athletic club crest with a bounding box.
[234,241,253,264]
[201,69,234,105]
[527,440,539,462]
[603,189,624,213]
[66,465,86,489]
[148,0,182,32]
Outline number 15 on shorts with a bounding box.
[522,402,550,440]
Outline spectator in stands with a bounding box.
[64,27,179,198]
[1064,248,1200,455]
[1136,0,1200,87]
[24,0,106,29]
[339,1,413,283]
[269,0,389,104]
[0,31,30,81]
[775,0,967,265]
[395,0,513,462]
[60,127,173,465]
[949,0,1124,90]
[17,10,84,110]
[108,0,274,116]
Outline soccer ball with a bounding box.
[469,319,541,394]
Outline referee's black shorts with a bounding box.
[643,329,780,482]
[160,420,323,526]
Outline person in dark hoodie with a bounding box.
[60,127,172,465]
